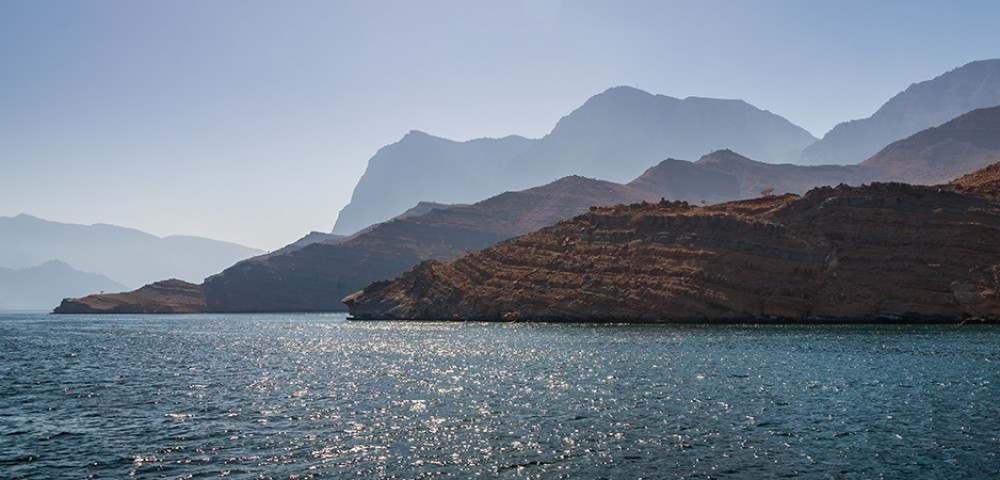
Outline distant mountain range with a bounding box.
[859,105,1000,184]
[335,59,1000,234]
[0,214,262,307]
[59,112,1000,315]
[332,86,817,235]
[0,261,127,311]
[800,59,1000,165]
[53,59,1000,315]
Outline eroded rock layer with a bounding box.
[345,179,1000,322]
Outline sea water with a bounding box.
[1,313,997,479]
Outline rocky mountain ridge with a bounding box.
[345,165,1000,322]
[333,86,817,234]
[800,59,1000,165]
[54,99,1000,315]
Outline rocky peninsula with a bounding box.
[344,165,1000,322]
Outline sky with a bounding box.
[2,1,999,251]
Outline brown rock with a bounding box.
[54,279,207,314]
[344,166,1000,323]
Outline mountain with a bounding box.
[58,96,1000,315]
[859,106,1000,185]
[630,149,872,203]
[800,59,1000,165]
[332,86,816,234]
[332,133,536,235]
[0,260,128,311]
[344,163,1000,322]
[0,214,263,288]
[503,87,817,186]
[57,176,654,313]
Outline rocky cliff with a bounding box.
[800,59,1000,165]
[345,164,1000,322]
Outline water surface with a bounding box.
[1,313,997,478]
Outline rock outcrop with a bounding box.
[54,279,207,314]
[345,164,1000,322]
[800,59,1000,165]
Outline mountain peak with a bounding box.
[801,58,1000,165]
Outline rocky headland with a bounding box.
[345,163,1000,322]
[54,279,207,314]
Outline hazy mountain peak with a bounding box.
[0,214,262,288]
[694,149,757,165]
[800,58,1000,165]
[860,105,1000,184]
[333,86,817,234]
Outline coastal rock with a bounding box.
[344,166,1000,322]
[54,279,207,314]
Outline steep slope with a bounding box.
[333,86,815,234]
[948,161,1000,201]
[345,165,1000,322]
[505,87,817,187]
[860,106,1000,184]
[333,132,536,234]
[0,214,262,288]
[59,176,653,313]
[0,261,128,311]
[801,59,1000,165]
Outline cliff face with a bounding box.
[54,279,207,314]
[345,169,1000,322]
[333,132,536,235]
[800,59,1000,165]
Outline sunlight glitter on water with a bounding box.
[1,314,998,479]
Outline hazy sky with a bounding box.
[2,1,998,250]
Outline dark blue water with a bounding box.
[1,313,998,479]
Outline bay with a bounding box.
[1,313,997,479]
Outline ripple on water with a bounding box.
[0,314,998,479]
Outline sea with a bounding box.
[1,313,997,479]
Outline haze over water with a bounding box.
[2,313,997,478]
